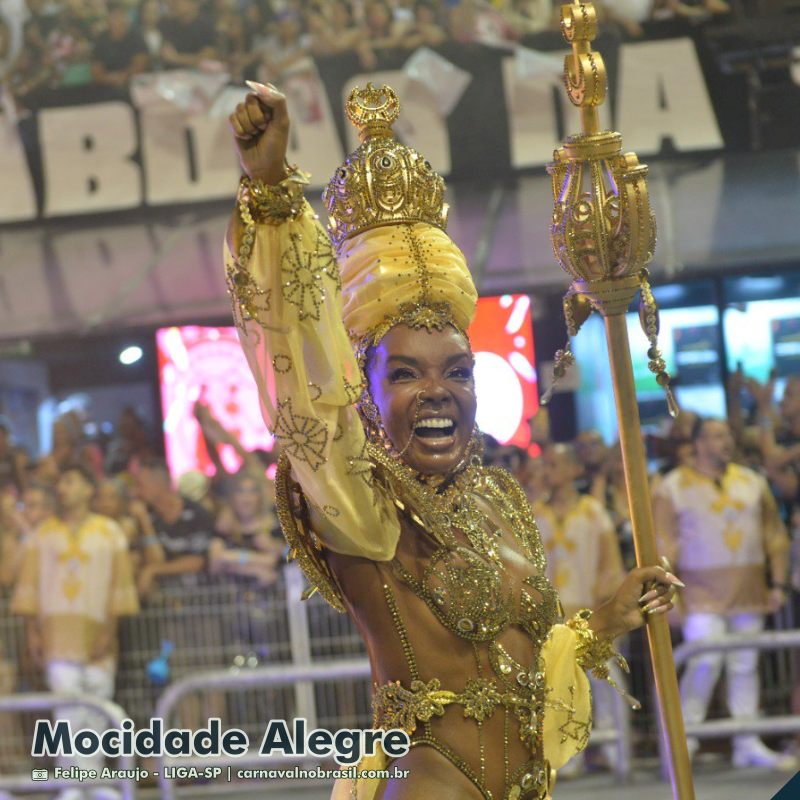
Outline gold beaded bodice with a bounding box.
[381,450,561,645]
[276,444,563,800]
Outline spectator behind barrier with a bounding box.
[132,457,214,598]
[48,413,104,478]
[93,477,166,574]
[654,417,795,770]
[0,483,56,589]
[257,9,314,84]
[755,375,800,514]
[159,0,219,69]
[307,0,362,56]
[535,442,629,775]
[0,421,25,494]
[574,428,608,495]
[209,469,282,586]
[11,462,139,786]
[400,0,448,48]
[138,0,164,64]
[91,1,149,86]
[46,2,93,87]
[105,406,156,475]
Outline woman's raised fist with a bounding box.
[229,81,290,185]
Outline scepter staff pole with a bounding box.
[605,316,696,800]
[544,4,696,799]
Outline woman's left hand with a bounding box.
[594,563,683,639]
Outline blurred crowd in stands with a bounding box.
[0,368,799,773]
[1,370,799,614]
[0,401,284,602]
[0,0,735,112]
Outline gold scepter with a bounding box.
[543,4,696,799]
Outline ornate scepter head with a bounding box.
[543,3,678,417]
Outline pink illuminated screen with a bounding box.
[157,326,273,479]
[468,294,538,449]
[157,296,536,478]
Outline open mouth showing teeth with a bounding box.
[414,418,456,438]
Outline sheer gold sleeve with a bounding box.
[542,610,636,770]
[224,172,400,562]
[541,623,592,770]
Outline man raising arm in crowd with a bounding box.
[132,458,213,597]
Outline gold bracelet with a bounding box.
[566,609,640,709]
[238,167,309,226]
[566,609,617,678]
[226,166,309,328]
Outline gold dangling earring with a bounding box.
[358,388,387,445]
[468,423,484,467]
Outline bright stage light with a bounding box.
[119,345,143,365]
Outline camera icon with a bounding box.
[31,769,48,781]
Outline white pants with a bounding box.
[46,660,115,772]
[679,612,764,750]
[590,660,630,766]
[563,661,630,772]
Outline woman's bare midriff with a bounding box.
[325,492,553,800]
[373,745,486,800]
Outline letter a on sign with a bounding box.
[259,721,294,756]
[617,38,723,155]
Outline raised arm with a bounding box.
[225,84,399,562]
[760,481,791,611]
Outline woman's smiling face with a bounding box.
[366,324,477,476]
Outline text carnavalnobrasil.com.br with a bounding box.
[52,765,411,782]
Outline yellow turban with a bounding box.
[338,222,478,349]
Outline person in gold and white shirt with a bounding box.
[654,417,794,770]
[535,444,627,617]
[534,443,628,773]
[12,462,139,798]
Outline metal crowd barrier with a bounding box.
[154,659,373,800]
[0,692,137,800]
[113,564,372,742]
[0,565,374,792]
[657,628,800,778]
[0,563,635,794]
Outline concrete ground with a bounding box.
[140,761,797,800]
[11,758,797,800]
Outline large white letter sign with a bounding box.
[617,38,723,155]
[502,56,560,170]
[141,109,239,205]
[0,118,37,222]
[501,52,612,170]
[40,102,141,216]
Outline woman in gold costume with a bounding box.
[224,81,680,800]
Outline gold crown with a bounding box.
[322,83,449,250]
